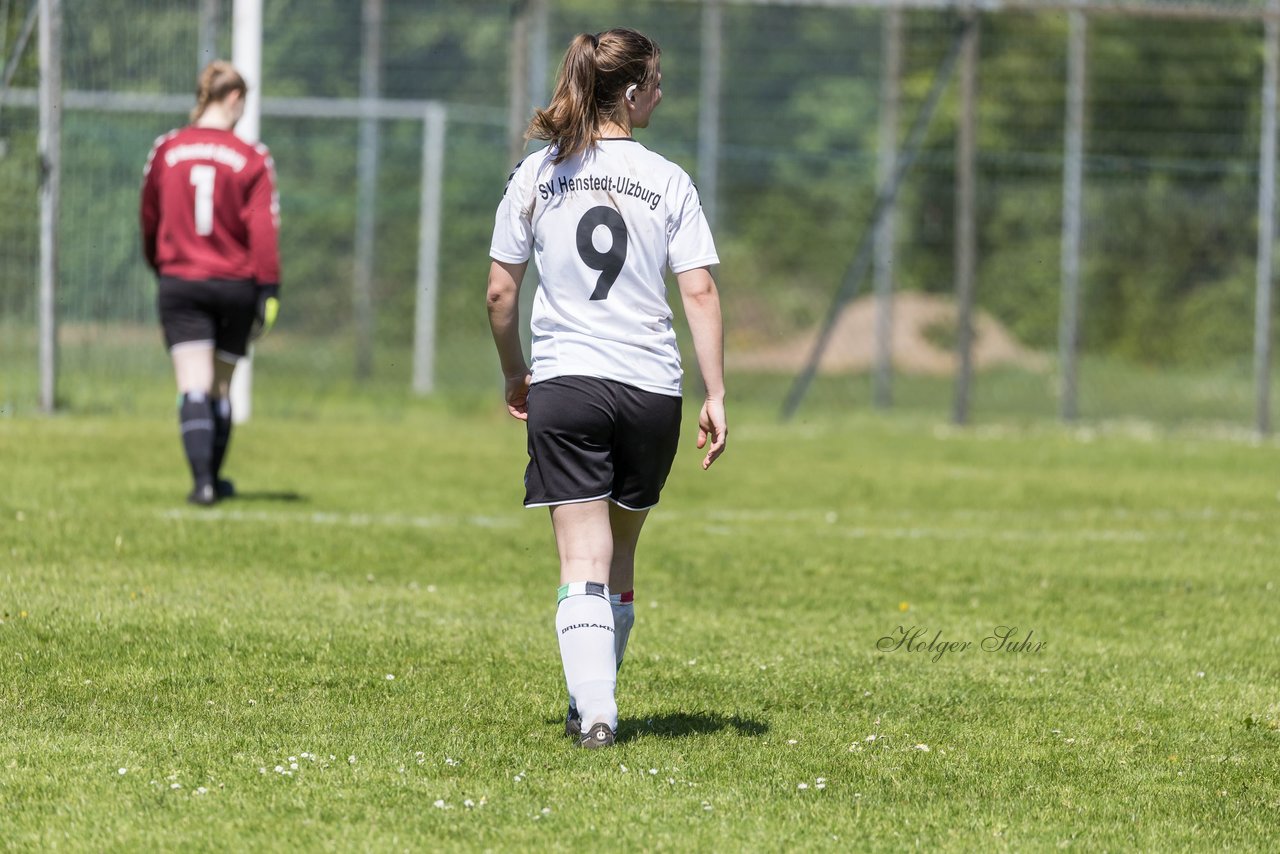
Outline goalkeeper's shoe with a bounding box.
[187,482,217,507]
[216,478,236,499]
[564,703,582,738]
[578,722,615,749]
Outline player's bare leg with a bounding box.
[212,355,234,402]
[171,344,218,505]
[551,500,613,585]
[559,504,648,738]
[210,354,238,497]
[550,500,618,746]
[608,503,647,669]
[171,342,215,396]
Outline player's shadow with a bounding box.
[616,711,768,742]
[226,490,305,502]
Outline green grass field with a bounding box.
[3,385,1279,850]
[5,322,1280,427]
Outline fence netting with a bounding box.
[1,0,1277,425]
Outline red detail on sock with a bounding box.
[619,590,634,604]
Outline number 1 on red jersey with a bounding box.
[190,164,216,236]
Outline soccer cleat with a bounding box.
[216,478,236,499]
[187,483,218,506]
[564,703,582,738]
[578,721,615,749]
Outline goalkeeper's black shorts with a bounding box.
[157,276,258,362]
[523,375,682,511]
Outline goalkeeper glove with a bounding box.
[251,284,280,340]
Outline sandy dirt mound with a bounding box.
[728,291,1047,376]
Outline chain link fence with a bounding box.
[2,0,1278,426]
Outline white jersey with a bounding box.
[490,139,718,396]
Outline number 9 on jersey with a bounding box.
[576,206,629,301]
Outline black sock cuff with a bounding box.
[180,394,213,422]
[179,393,215,485]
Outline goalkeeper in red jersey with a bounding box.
[140,60,281,505]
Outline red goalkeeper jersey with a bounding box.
[140,125,280,286]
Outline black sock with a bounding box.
[179,392,215,488]
[211,397,232,481]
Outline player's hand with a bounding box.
[505,371,532,421]
[251,284,280,340]
[697,396,727,470]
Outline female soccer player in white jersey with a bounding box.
[140,61,281,506]
[487,27,727,748]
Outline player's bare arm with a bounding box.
[677,265,727,470]
[486,258,531,420]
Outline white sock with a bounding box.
[556,582,617,730]
[610,590,635,670]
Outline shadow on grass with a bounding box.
[230,491,306,502]
[618,712,769,742]
[544,711,768,741]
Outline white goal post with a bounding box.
[228,0,261,423]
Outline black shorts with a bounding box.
[157,276,258,362]
[524,375,682,511]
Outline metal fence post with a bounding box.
[507,2,531,166]
[951,11,979,426]
[1255,1,1279,436]
[412,103,446,396]
[698,0,722,229]
[874,8,903,410]
[1059,7,1087,422]
[37,0,60,414]
[353,0,383,380]
[199,0,220,69]
[528,0,549,110]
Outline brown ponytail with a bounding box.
[191,60,247,123]
[526,28,660,164]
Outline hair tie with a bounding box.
[589,33,599,49]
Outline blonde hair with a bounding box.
[526,28,660,164]
[191,60,247,123]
